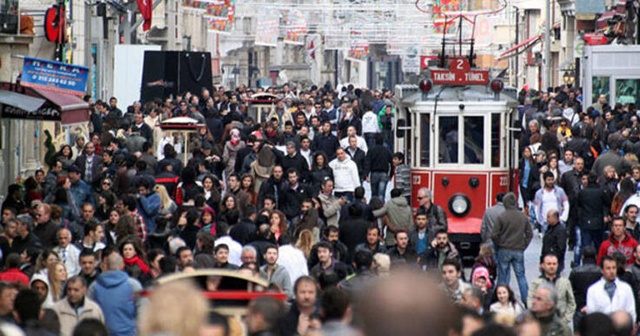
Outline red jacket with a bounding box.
[597,232,638,266]
[0,268,29,287]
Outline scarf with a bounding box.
[230,129,241,146]
[123,255,150,274]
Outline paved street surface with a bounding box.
[508,230,574,302]
[365,181,568,303]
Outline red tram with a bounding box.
[394,42,518,263]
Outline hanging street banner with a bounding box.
[402,46,421,74]
[21,57,89,96]
[255,8,279,47]
[347,31,369,62]
[433,0,468,34]
[284,10,307,45]
[208,0,235,33]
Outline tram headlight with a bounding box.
[448,194,471,217]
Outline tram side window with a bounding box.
[421,114,430,166]
[439,116,458,164]
[464,116,484,164]
[491,113,500,167]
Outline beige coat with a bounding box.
[53,297,105,336]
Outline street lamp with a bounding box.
[562,64,575,85]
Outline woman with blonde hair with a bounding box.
[155,184,177,219]
[138,280,209,336]
[47,261,67,302]
[295,229,314,260]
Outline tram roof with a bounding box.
[395,84,518,105]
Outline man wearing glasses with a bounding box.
[416,188,448,233]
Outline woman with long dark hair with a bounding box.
[201,175,221,214]
[309,151,333,196]
[119,239,150,283]
[489,284,524,317]
[51,144,74,173]
[240,174,258,205]
[612,177,636,215]
[169,208,200,250]
[519,146,537,206]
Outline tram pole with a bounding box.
[543,0,551,91]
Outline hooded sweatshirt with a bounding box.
[328,156,360,192]
[88,271,141,336]
[30,273,54,308]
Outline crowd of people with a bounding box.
[0,81,637,336]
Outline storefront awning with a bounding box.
[0,83,90,125]
[497,35,542,61]
[29,87,90,125]
[0,90,45,112]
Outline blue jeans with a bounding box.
[497,248,528,303]
[573,226,582,265]
[370,172,388,202]
[364,133,376,149]
[574,227,604,265]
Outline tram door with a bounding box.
[396,107,413,165]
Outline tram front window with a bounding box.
[439,116,459,164]
[464,116,484,164]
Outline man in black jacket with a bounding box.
[338,204,370,262]
[416,187,448,232]
[386,230,418,267]
[541,209,567,274]
[277,142,310,183]
[569,246,602,329]
[130,112,153,146]
[575,171,609,267]
[560,156,586,250]
[258,166,285,208]
[279,169,312,221]
[364,134,393,201]
[345,136,366,181]
[312,121,340,161]
[339,187,373,225]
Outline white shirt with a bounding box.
[277,244,309,284]
[587,277,636,322]
[54,244,81,278]
[361,111,380,134]
[340,136,368,153]
[215,236,242,266]
[300,148,312,167]
[329,157,361,192]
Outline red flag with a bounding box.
[307,39,315,60]
[136,0,152,31]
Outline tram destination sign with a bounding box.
[430,57,489,85]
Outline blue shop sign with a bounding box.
[21,57,89,96]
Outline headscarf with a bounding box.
[230,129,241,146]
